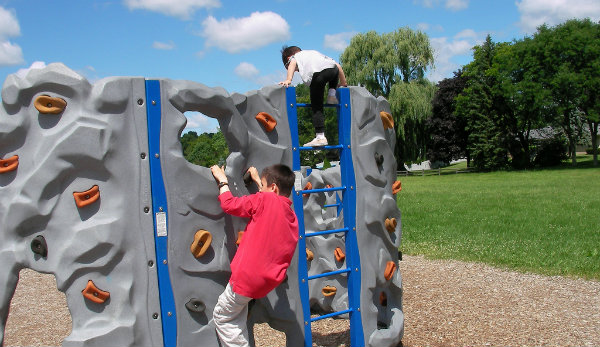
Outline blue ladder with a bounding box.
[285,87,365,347]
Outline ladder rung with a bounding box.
[323,203,340,208]
[307,268,351,280]
[298,144,343,151]
[296,103,339,108]
[305,228,348,238]
[311,308,353,322]
[302,186,345,195]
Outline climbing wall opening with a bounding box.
[4,269,71,346]
[181,111,230,167]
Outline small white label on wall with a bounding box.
[156,212,167,237]
[294,171,302,192]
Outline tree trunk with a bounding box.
[588,119,599,167]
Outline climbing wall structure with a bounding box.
[0,63,403,347]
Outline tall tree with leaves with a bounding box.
[426,70,469,165]
[456,35,509,170]
[340,27,435,166]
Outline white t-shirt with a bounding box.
[291,50,337,86]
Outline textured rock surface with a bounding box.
[0,63,402,346]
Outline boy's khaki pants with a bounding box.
[213,283,253,347]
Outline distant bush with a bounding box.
[534,137,568,167]
[586,147,599,155]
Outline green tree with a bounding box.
[181,130,229,167]
[340,27,435,166]
[456,35,509,170]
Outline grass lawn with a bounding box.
[396,155,600,280]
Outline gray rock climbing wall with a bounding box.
[0,63,402,347]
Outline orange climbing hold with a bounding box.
[384,261,396,281]
[190,229,212,258]
[236,231,244,246]
[380,111,394,129]
[73,185,100,208]
[0,155,19,173]
[322,285,337,297]
[306,248,314,261]
[392,180,402,194]
[82,280,110,304]
[303,182,312,197]
[379,292,388,306]
[255,112,277,132]
[385,218,397,233]
[334,247,345,262]
[34,95,67,114]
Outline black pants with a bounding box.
[310,66,339,133]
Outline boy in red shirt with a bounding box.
[210,164,299,347]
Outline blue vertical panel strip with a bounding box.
[285,87,313,347]
[338,88,365,347]
[145,80,177,347]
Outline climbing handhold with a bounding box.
[73,185,100,208]
[375,152,384,166]
[255,112,277,132]
[306,248,314,261]
[322,285,337,297]
[392,180,402,195]
[82,280,110,304]
[34,95,67,114]
[185,298,206,313]
[190,230,212,258]
[385,218,397,233]
[0,155,19,173]
[303,182,312,197]
[334,247,345,262]
[384,261,396,281]
[31,235,48,258]
[326,184,333,189]
[379,292,388,306]
[379,111,394,129]
[236,231,244,246]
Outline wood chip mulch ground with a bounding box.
[5,255,599,346]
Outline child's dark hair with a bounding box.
[261,164,295,197]
[281,45,301,67]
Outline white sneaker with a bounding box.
[303,137,328,147]
[326,95,339,104]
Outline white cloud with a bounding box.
[15,61,46,79]
[124,0,220,20]
[184,111,219,133]
[201,11,290,53]
[413,0,469,11]
[0,7,23,66]
[234,62,259,79]
[429,30,484,82]
[153,41,176,50]
[516,0,600,34]
[417,22,444,32]
[323,31,357,52]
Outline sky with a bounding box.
[1,0,599,134]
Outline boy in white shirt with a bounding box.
[279,45,347,147]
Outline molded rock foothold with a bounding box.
[0,155,19,173]
[73,185,100,208]
[34,95,67,114]
[322,285,337,297]
[185,298,206,313]
[306,248,314,261]
[255,112,277,132]
[379,111,394,129]
[334,247,345,262]
[385,218,397,233]
[392,180,402,195]
[190,230,212,258]
[375,152,384,166]
[236,231,244,246]
[82,280,110,304]
[303,182,312,197]
[31,235,48,258]
[384,261,397,281]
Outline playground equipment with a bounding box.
[0,63,403,346]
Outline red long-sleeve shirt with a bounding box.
[218,191,299,298]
